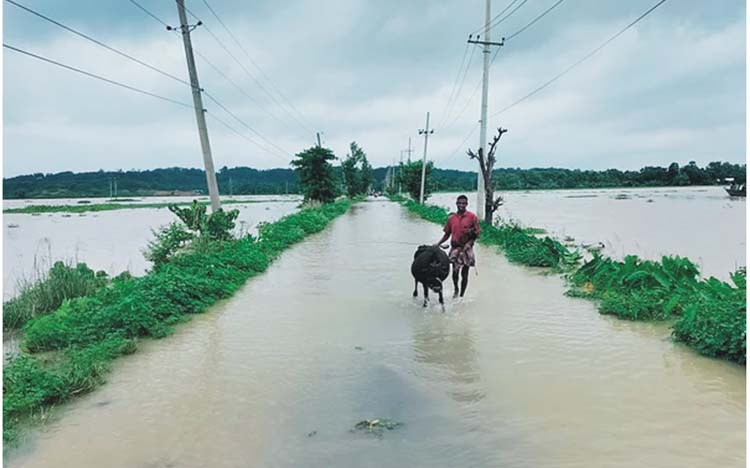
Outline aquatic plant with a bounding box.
[3,262,108,331]
[3,199,355,444]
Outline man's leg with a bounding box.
[460,266,470,297]
[452,264,460,298]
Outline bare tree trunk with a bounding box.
[468,127,508,224]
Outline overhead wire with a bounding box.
[180,5,304,141]
[5,0,193,89]
[436,44,478,131]
[4,43,193,108]
[126,0,295,162]
[505,0,566,41]
[469,0,519,36]
[435,42,470,130]
[196,0,316,137]
[205,110,290,163]
[127,0,170,29]
[491,0,669,118]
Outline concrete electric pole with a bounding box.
[175,0,221,212]
[418,112,434,204]
[467,0,503,219]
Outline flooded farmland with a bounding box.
[3,196,302,299]
[432,186,745,280]
[5,199,745,468]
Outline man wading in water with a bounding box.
[434,194,481,298]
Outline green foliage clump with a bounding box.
[291,146,339,203]
[341,142,373,197]
[5,198,355,444]
[672,270,746,363]
[568,255,701,320]
[168,201,240,241]
[397,160,436,203]
[3,262,108,330]
[144,222,195,267]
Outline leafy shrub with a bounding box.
[144,222,195,267]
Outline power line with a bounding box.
[506,0,566,41]
[437,44,477,130]
[469,0,519,36]
[206,110,290,163]
[6,0,193,89]
[436,42,470,130]
[128,0,170,29]
[492,0,669,117]
[181,7,306,140]
[125,2,295,163]
[442,47,502,133]
[185,1,314,138]
[198,0,314,133]
[4,43,193,108]
[202,91,293,158]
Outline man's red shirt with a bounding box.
[443,210,481,246]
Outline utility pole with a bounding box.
[175,0,221,212]
[114,177,118,197]
[398,150,404,194]
[418,112,434,204]
[405,137,414,162]
[468,0,504,219]
[316,132,322,148]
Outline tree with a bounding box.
[398,160,434,202]
[291,146,338,203]
[359,157,373,195]
[468,126,507,223]
[341,153,360,198]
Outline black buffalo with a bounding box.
[411,245,450,309]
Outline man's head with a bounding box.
[456,194,468,213]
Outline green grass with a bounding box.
[4,198,298,214]
[3,198,354,444]
[3,262,109,331]
[391,195,746,364]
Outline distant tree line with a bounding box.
[3,160,744,199]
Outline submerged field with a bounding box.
[4,199,744,468]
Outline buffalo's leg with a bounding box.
[438,289,445,312]
[422,283,429,307]
[413,279,418,297]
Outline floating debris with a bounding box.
[307,430,318,438]
[7,223,19,228]
[354,346,364,351]
[646,199,654,203]
[61,214,72,218]
[614,194,630,200]
[76,200,92,204]
[352,418,403,436]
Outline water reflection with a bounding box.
[412,315,484,405]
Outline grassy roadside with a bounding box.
[3,199,355,444]
[390,195,746,365]
[3,198,299,215]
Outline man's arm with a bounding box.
[434,232,450,247]
[434,219,452,247]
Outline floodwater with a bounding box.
[432,186,745,280]
[3,196,301,300]
[7,200,745,468]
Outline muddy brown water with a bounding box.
[6,201,745,467]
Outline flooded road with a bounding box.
[432,186,745,280]
[6,200,745,467]
[3,197,301,299]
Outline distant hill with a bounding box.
[3,161,744,199]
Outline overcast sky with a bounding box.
[3,0,746,176]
